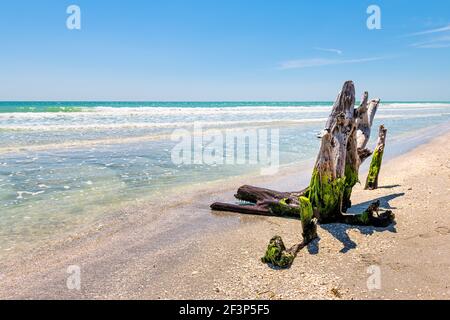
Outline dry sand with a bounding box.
[0,132,449,300]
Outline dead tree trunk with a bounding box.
[365,125,387,190]
[343,95,381,209]
[307,80,355,221]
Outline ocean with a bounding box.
[0,101,449,254]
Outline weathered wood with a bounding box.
[358,148,373,163]
[261,235,312,268]
[368,99,380,128]
[261,197,317,268]
[356,98,380,158]
[340,200,394,227]
[343,92,367,210]
[324,81,355,133]
[365,125,387,190]
[342,95,381,209]
[309,81,356,219]
[211,185,308,218]
[210,202,271,216]
[234,185,307,204]
[261,236,300,268]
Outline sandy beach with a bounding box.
[0,130,449,300]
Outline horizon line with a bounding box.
[1,100,450,103]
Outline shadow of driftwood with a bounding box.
[307,237,320,255]
[320,224,358,253]
[348,192,405,212]
[215,193,404,256]
[320,221,397,253]
[320,193,404,253]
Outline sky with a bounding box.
[0,0,449,101]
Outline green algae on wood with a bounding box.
[365,148,383,189]
[341,200,395,228]
[261,236,295,268]
[307,169,346,222]
[261,198,317,268]
[268,198,301,217]
[343,164,359,211]
[268,197,318,243]
[299,197,317,243]
[365,125,387,190]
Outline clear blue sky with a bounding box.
[1,0,449,101]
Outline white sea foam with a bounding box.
[381,102,450,109]
[1,112,449,131]
[0,118,327,131]
[1,103,448,120]
[16,191,45,199]
[0,106,331,119]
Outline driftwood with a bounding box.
[357,96,380,151]
[365,125,387,190]
[210,81,395,268]
[342,94,381,209]
[210,185,308,218]
[260,199,394,268]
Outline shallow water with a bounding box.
[0,101,449,253]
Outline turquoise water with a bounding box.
[0,101,449,253]
[1,100,449,113]
[0,101,345,114]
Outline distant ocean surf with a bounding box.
[0,101,449,254]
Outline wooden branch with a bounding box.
[234,185,307,204]
[358,148,373,163]
[365,125,387,190]
[210,185,305,217]
[211,184,308,218]
[356,98,380,152]
[368,99,380,128]
[348,91,369,170]
[359,91,369,110]
[340,200,395,227]
[210,202,270,215]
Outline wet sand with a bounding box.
[0,131,449,300]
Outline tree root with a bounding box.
[261,235,315,269]
[365,125,387,190]
[261,236,297,268]
[211,185,308,218]
[340,200,395,228]
[260,200,394,268]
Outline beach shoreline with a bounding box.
[0,128,449,299]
